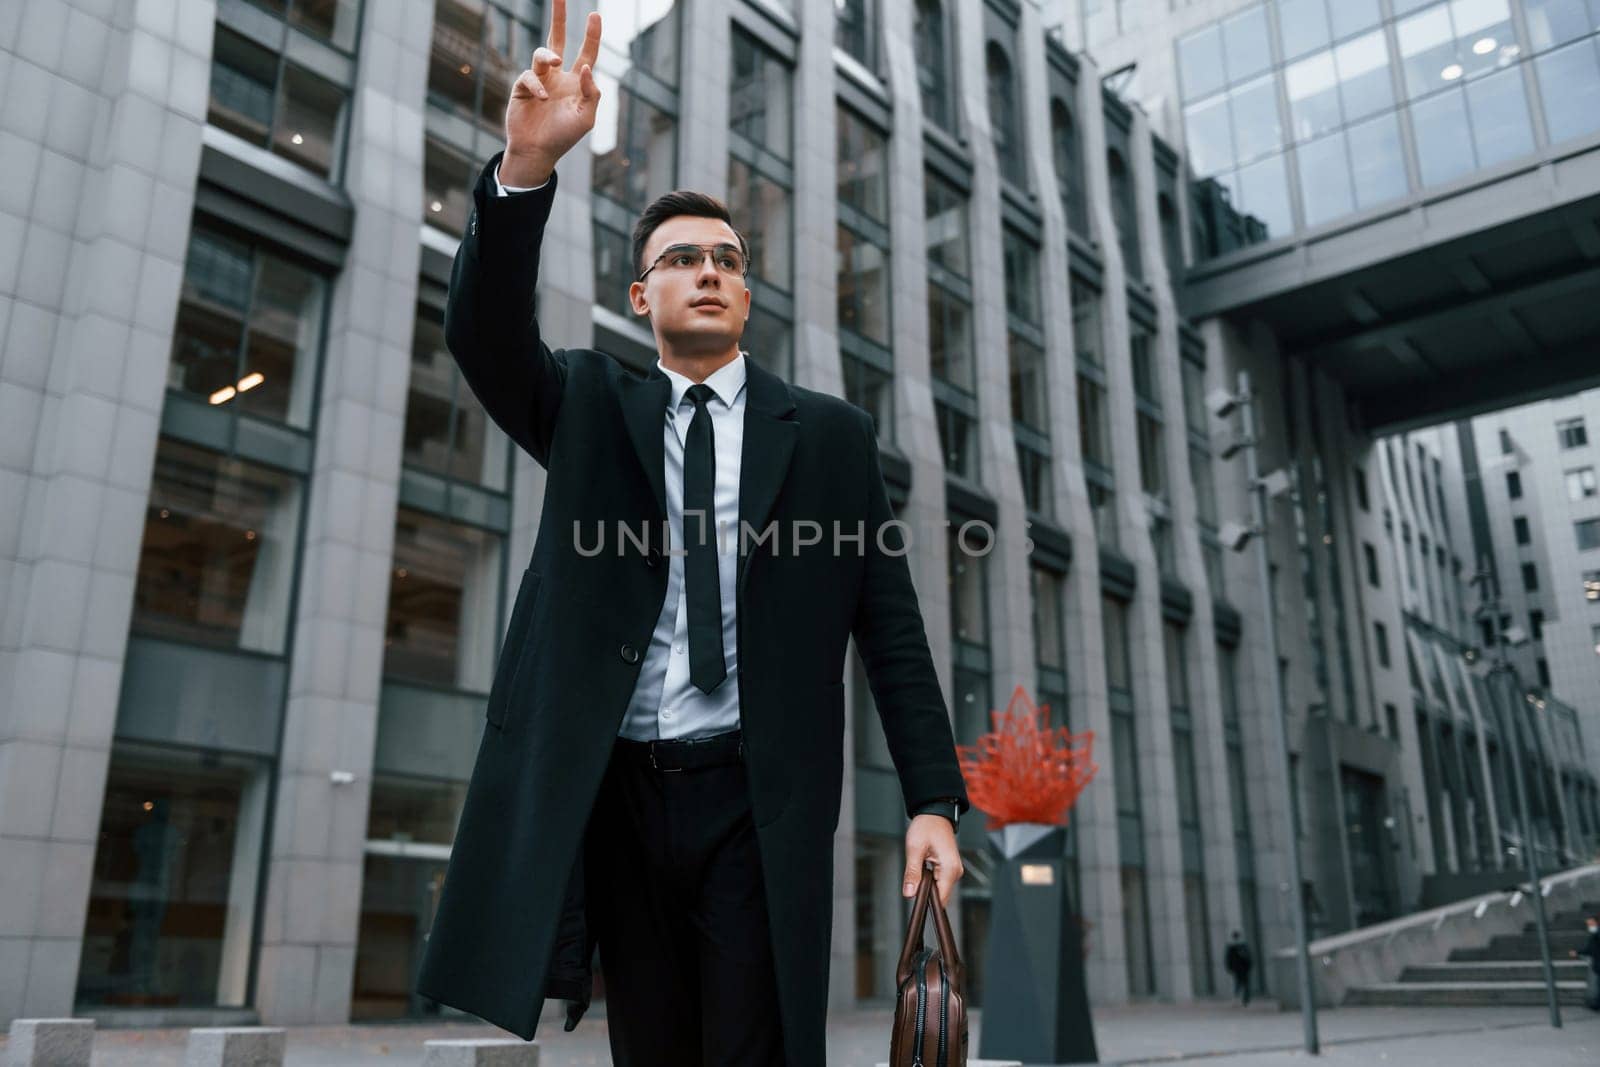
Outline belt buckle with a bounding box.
[649,742,683,773]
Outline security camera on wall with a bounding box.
[1220,521,1256,552]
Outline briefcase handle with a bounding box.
[895,858,964,994]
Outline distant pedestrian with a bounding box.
[1224,930,1254,1005]
[1570,915,1600,1011]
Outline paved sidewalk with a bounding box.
[4,1002,1596,1065]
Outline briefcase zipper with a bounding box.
[937,955,949,1067]
[912,947,929,1067]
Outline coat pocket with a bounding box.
[486,567,541,729]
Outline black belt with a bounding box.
[614,728,744,772]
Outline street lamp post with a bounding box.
[1472,567,1562,1029]
[1213,370,1319,1056]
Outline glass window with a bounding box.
[1103,596,1133,691]
[208,27,349,181]
[170,226,326,430]
[1009,335,1048,429]
[1411,88,1475,185]
[837,223,891,346]
[914,0,955,130]
[1398,0,1516,101]
[1578,518,1600,551]
[429,0,482,115]
[948,523,990,647]
[1108,148,1142,278]
[423,133,476,236]
[1052,99,1091,236]
[1078,374,1112,468]
[727,158,793,292]
[731,27,793,162]
[1184,94,1234,177]
[1223,6,1273,82]
[365,776,469,846]
[925,170,970,278]
[1298,130,1354,226]
[76,744,273,1009]
[1567,466,1598,500]
[1523,0,1599,50]
[742,303,793,382]
[1178,23,1227,100]
[836,0,879,70]
[290,0,362,51]
[598,0,681,87]
[385,508,505,691]
[1514,515,1532,544]
[134,439,304,655]
[1331,0,1384,38]
[1236,151,1293,236]
[1230,75,1284,163]
[1535,38,1600,144]
[1336,31,1396,121]
[1466,66,1534,168]
[591,86,678,213]
[1138,412,1167,496]
[592,219,635,319]
[837,107,890,223]
[1016,440,1054,517]
[1346,111,1409,207]
[1072,278,1103,366]
[1277,0,1332,60]
[1560,417,1589,448]
[1002,228,1041,326]
[843,354,893,439]
[1088,478,1119,549]
[1130,326,1159,405]
[929,285,975,390]
[1397,4,1457,98]
[936,401,979,478]
[1032,565,1067,672]
[988,43,1029,189]
[407,309,510,490]
[1286,50,1343,142]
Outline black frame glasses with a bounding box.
[638,242,750,282]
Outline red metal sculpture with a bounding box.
[956,684,1098,830]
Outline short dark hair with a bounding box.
[631,190,750,279]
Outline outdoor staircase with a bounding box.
[1346,899,1596,1007]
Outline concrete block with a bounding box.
[6,1017,94,1067]
[876,1062,1018,1067]
[183,1028,285,1067]
[422,1038,540,1066]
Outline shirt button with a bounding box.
[674,643,685,654]
[662,709,675,720]
[620,643,639,664]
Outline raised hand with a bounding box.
[500,0,602,187]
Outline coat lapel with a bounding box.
[736,357,798,597]
[619,362,671,523]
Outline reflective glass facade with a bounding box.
[1180,0,1600,258]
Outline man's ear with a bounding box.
[628,280,649,317]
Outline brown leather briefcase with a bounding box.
[889,859,968,1067]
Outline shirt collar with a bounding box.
[658,351,748,412]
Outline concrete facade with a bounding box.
[1,0,1597,1035]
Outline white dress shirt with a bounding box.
[494,168,745,740]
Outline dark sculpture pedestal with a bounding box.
[977,824,1099,1064]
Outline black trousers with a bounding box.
[584,735,785,1066]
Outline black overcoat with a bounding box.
[414,155,969,1066]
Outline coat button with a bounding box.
[620,643,639,664]
[645,549,659,569]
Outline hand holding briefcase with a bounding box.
[889,859,967,1067]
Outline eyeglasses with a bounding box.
[638,242,749,282]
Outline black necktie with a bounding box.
[683,383,726,693]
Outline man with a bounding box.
[1571,915,1600,1011]
[414,4,969,1064]
[1224,930,1253,1006]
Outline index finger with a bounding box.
[546,0,566,59]
[574,9,602,73]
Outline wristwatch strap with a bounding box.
[912,796,961,830]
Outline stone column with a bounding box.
[0,0,211,1025]
[251,0,431,1024]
